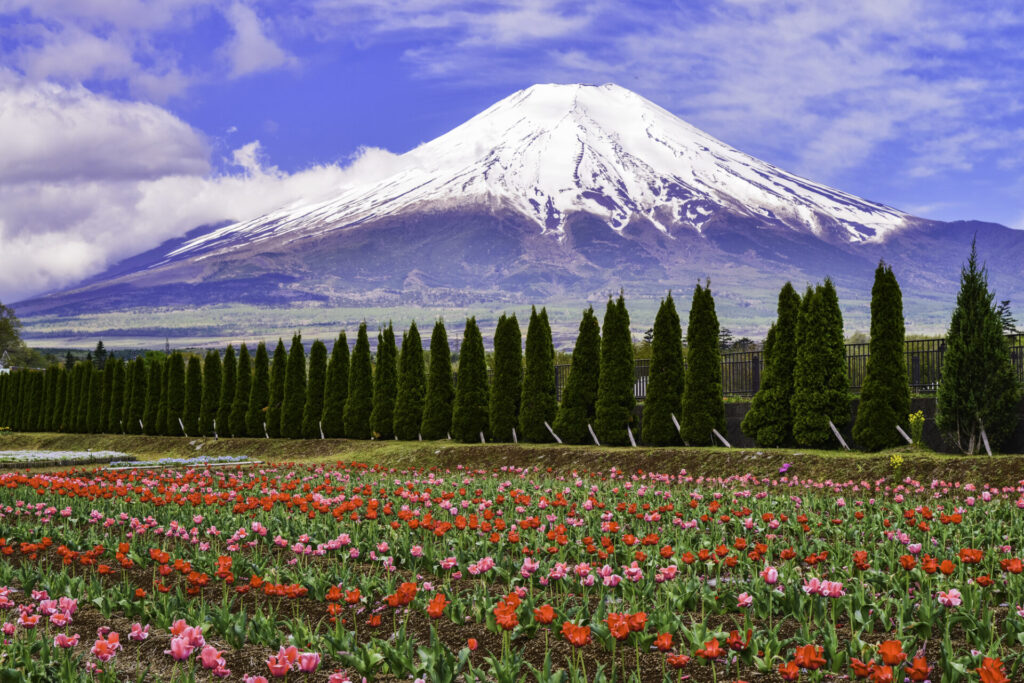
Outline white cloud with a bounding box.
[0,76,209,183]
[0,79,405,302]
[221,2,297,78]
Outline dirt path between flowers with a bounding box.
[3,432,1024,488]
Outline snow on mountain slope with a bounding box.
[167,83,907,263]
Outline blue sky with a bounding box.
[1,0,1023,300]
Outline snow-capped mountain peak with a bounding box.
[170,83,906,261]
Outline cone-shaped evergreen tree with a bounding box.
[125,357,146,435]
[519,308,558,442]
[42,367,58,431]
[281,334,306,439]
[936,241,1021,453]
[143,359,162,435]
[266,340,286,438]
[59,364,76,432]
[642,293,685,445]
[217,346,236,437]
[7,372,22,430]
[594,295,635,445]
[229,344,251,437]
[165,352,186,435]
[792,280,850,447]
[452,317,489,442]
[246,342,270,437]
[394,323,427,440]
[369,325,398,439]
[121,360,135,433]
[853,262,911,450]
[155,361,169,435]
[73,362,90,432]
[106,359,126,433]
[199,350,221,436]
[741,323,777,442]
[421,320,454,440]
[553,307,601,444]
[742,283,801,446]
[302,340,328,438]
[183,355,203,436]
[488,315,522,442]
[322,333,348,438]
[100,361,115,433]
[681,283,726,445]
[83,366,101,433]
[50,368,66,432]
[345,324,374,439]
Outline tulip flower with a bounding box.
[166,636,195,661]
[906,657,931,682]
[298,652,320,673]
[91,632,120,662]
[938,588,962,607]
[877,640,906,666]
[54,633,80,648]
[778,660,800,681]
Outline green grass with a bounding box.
[2,431,1021,487]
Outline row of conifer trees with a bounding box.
[0,286,729,446]
[2,246,1017,451]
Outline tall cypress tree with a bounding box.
[281,334,306,439]
[345,324,374,439]
[246,342,270,437]
[100,361,115,433]
[43,366,59,432]
[302,340,328,438]
[121,360,136,433]
[106,359,125,433]
[266,340,287,438]
[421,320,454,440]
[554,307,601,444]
[594,294,635,446]
[681,283,726,445]
[741,323,778,443]
[853,262,911,450]
[60,363,77,432]
[936,241,1021,453]
[394,323,426,440]
[183,355,203,436]
[370,325,398,439]
[229,344,251,437]
[200,350,221,437]
[8,372,23,431]
[489,315,522,442]
[156,361,169,435]
[743,283,801,446]
[322,332,349,438]
[125,357,146,434]
[83,367,100,433]
[165,352,186,436]
[642,293,685,446]
[451,317,489,442]
[519,308,557,442]
[792,280,850,447]
[143,359,162,435]
[217,346,236,437]
[74,362,90,432]
[50,368,66,432]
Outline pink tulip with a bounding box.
[737,592,753,608]
[1,623,13,636]
[938,589,962,608]
[49,612,72,627]
[170,619,188,636]
[128,623,150,641]
[165,636,194,661]
[328,674,352,683]
[245,677,270,683]
[54,633,80,648]
[298,652,321,672]
[266,653,291,677]
[91,632,120,662]
[200,645,226,670]
[760,566,779,584]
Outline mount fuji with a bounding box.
[15,83,1024,342]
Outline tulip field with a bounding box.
[0,461,1022,682]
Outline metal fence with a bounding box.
[549,333,1024,402]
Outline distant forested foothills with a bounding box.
[0,245,1020,454]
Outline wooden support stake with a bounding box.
[896,424,913,445]
[178,417,187,438]
[711,428,732,448]
[544,421,562,444]
[627,425,637,447]
[671,413,682,434]
[588,423,601,446]
[828,420,850,451]
[980,425,992,457]
[479,431,486,444]
[262,421,268,439]
[512,427,518,444]
[319,420,325,440]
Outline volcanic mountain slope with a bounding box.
[15,83,1024,333]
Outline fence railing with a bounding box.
[454,334,1024,402]
[550,333,1024,402]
